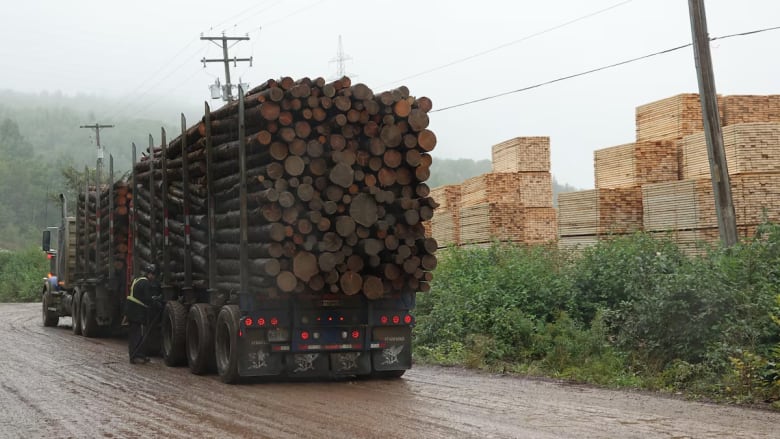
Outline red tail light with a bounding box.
[351,330,360,339]
[270,317,279,326]
[392,315,400,324]
[404,315,413,324]
[301,331,310,340]
[380,315,388,324]
[257,317,266,327]
[244,317,253,327]
[46,254,53,260]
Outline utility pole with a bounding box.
[201,34,252,101]
[80,123,114,177]
[688,0,738,247]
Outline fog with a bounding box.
[1,0,778,188]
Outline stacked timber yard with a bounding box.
[427,93,780,254]
[428,137,558,247]
[559,93,780,254]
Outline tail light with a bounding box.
[270,317,279,326]
[404,314,413,324]
[301,330,310,340]
[380,315,388,324]
[257,317,266,327]
[392,315,400,324]
[351,330,360,339]
[244,317,253,327]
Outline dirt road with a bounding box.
[0,303,777,438]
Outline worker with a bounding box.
[126,263,159,364]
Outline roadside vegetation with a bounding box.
[414,224,780,409]
[0,247,48,302]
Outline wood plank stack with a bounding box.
[558,188,643,235]
[134,76,438,299]
[459,203,557,245]
[594,140,677,188]
[650,226,757,256]
[721,95,780,126]
[429,185,461,247]
[680,122,780,179]
[427,137,557,247]
[635,94,724,142]
[491,137,550,172]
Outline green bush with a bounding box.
[0,247,48,302]
[414,228,780,406]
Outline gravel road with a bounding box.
[0,303,777,438]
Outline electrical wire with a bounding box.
[381,0,636,87]
[431,25,780,113]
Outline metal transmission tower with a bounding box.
[201,33,253,101]
[329,35,353,79]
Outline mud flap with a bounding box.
[372,326,412,371]
[330,352,371,375]
[285,353,329,376]
[239,329,283,376]
[94,283,118,326]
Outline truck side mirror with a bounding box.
[42,230,51,252]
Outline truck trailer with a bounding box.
[41,76,438,383]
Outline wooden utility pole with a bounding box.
[200,34,252,102]
[688,0,738,247]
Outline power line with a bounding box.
[431,25,780,113]
[381,0,635,87]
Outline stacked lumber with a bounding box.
[721,95,780,125]
[558,188,643,237]
[680,122,780,179]
[460,172,552,207]
[635,94,726,142]
[643,174,780,231]
[429,185,461,247]
[134,76,437,299]
[557,187,642,250]
[594,140,677,188]
[76,180,132,282]
[650,226,757,256]
[459,203,557,245]
[491,137,550,172]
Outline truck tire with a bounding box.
[186,303,217,375]
[161,301,187,367]
[80,292,100,337]
[71,289,82,335]
[215,304,241,384]
[42,286,59,327]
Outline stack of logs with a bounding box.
[134,76,438,299]
[77,180,132,286]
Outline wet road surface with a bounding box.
[1,303,778,438]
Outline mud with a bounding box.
[0,303,777,438]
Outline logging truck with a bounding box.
[40,76,437,383]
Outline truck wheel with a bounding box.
[186,303,217,375]
[71,289,82,335]
[42,286,59,327]
[80,292,100,337]
[215,305,240,384]
[161,301,187,367]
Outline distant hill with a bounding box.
[428,157,579,206]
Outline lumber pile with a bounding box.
[558,188,643,236]
[594,140,678,188]
[721,95,780,126]
[680,122,780,179]
[491,137,550,172]
[134,76,437,299]
[428,137,557,247]
[429,185,461,246]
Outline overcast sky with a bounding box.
[1,0,778,188]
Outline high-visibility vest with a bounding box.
[128,277,149,308]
